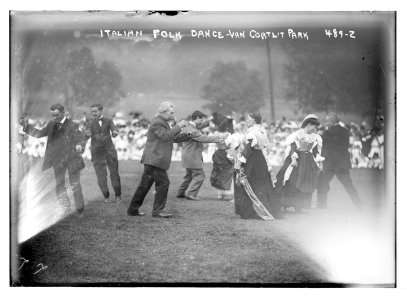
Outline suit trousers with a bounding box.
[53,163,84,212]
[92,149,121,197]
[128,164,170,216]
[177,168,205,197]
[317,168,362,209]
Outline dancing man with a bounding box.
[176,111,228,201]
[20,103,86,216]
[317,113,363,210]
[127,102,187,218]
[85,104,122,203]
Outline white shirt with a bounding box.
[57,116,67,129]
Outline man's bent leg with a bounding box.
[127,164,155,214]
[177,168,193,197]
[68,167,85,213]
[53,165,71,214]
[152,167,170,216]
[92,152,109,198]
[186,168,205,198]
[316,169,335,208]
[106,152,121,197]
[337,169,363,209]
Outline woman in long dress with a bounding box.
[275,114,324,212]
[234,112,284,220]
[210,113,236,201]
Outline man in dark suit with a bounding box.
[177,111,227,201]
[317,113,362,210]
[20,103,86,215]
[127,102,188,218]
[85,104,121,203]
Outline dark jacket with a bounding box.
[23,118,86,172]
[140,115,187,170]
[85,117,118,156]
[321,124,352,171]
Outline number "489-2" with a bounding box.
[324,29,356,39]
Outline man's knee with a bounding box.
[156,180,170,191]
[338,171,353,186]
[196,169,205,180]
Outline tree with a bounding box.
[201,61,265,114]
[19,42,125,118]
[66,47,125,114]
[283,39,383,117]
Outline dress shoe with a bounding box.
[75,207,84,218]
[176,193,186,198]
[104,197,116,203]
[153,212,172,218]
[185,195,201,201]
[127,210,146,217]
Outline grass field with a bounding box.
[14,159,391,286]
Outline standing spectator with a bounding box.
[350,136,368,168]
[368,127,384,169]
[127,102,188,218]
[20,103,86,216]
[317,113,363,210]
[85,104,122,203]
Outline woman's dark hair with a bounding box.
[248,112,262,124]
[301,117,320,128]
[212,112,234,134]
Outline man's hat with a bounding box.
[212,112,234,134]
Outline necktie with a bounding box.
[57,123,63,130]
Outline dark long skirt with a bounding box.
[234,149,283,219]
[275,151,319,210]
[210,149,234,190]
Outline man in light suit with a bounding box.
[317,113,362,210]
[127,102,188,218]
[20,103,86,215]
[85,104,121,203]
[176,111,228,201]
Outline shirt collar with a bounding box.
[189,121,197,128]
[157,114,167,122]
[99,115,104,120]
[60,116,67,124]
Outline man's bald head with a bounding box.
[158,102,175,121]
[326,113,340,127]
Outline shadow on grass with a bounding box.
[14,161,386,287]
[16,199,333,286]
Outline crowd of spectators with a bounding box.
[18,112,385,170]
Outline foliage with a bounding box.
[20,43,125,118]
[201,61,265,114]
[283,40,382,117]
[66,47,125,113]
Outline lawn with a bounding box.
[14,159,389,286]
